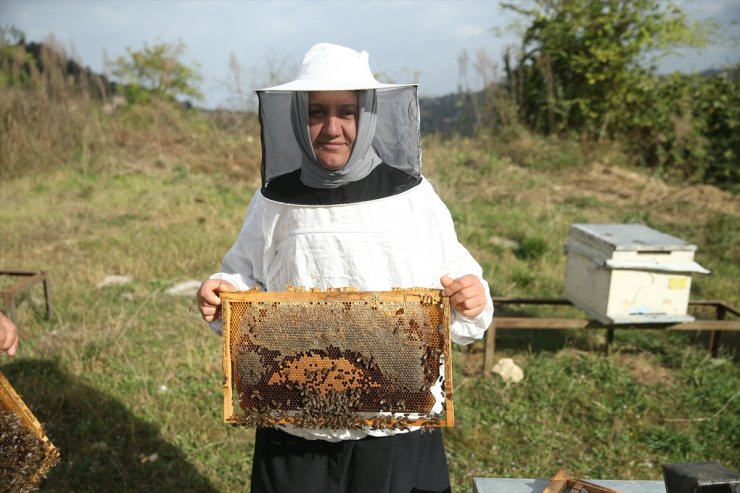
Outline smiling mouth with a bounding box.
[316,142,348,151]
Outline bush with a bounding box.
[619,68,739,190]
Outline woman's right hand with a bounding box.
[197,279,236,322]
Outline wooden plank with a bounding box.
[663,320,740,331]
[492,317,740,332]
[494,317,602,330]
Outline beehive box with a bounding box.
[563,224,710,325]
[221,288,453,429]
[0,370,60,491]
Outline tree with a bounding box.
[502,0,713,137]
[111,41,202,103]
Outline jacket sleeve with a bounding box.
[428,188,494,345]
[208,193,268,334]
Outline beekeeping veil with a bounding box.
[256,43,421,189]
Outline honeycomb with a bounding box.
[0,371,60,491]
[221,288,453,430]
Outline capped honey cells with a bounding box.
[221,288,454,429]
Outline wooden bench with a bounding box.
[483,298,739,376]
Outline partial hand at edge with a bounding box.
[0,312,19,356]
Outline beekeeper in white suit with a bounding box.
[197,42,493,493]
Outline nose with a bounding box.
[323,116,342,137]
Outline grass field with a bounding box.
[1,97,738,492]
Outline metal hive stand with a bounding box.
[0,270,53,321]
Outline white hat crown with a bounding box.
[259,43,414,92]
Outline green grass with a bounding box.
[1,166,256,492]
[447,344,739,488]
[1,110,738,492]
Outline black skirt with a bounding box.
[250,428,452,493]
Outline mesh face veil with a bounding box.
[256,43,421,189]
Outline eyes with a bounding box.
[309,105,358,121]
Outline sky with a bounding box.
[1,0,738,109]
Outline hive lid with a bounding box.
[604,258,710,273]
[569,224,698,252]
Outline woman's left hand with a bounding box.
[440,274,487,318]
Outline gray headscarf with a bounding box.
[290,90,382,189]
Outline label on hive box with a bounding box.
[668,277,688,290]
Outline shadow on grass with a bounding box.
[487,306,575,354]
[493,328,572,353]
[1,359,219,493]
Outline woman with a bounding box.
[197,43,493,493]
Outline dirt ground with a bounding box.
[561,163,739,221]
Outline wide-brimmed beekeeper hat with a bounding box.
[256,43,421,187]
[258,43,414,92]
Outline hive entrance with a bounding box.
[222,288,453,429]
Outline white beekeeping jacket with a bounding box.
[210,179,493,441]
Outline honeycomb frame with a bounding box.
[221,288,453,429]
[0,370,60,489]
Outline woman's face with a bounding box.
[308,90,359,170]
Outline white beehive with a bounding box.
[563,224,710,325]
